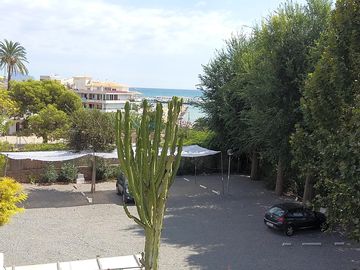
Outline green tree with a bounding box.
[0,89,19,135]
[69,109,116,192]
[115,98,183,270]
[27,104,70,143]
[68,109,115,152]
[293,0,360,239]
[0,177,27,225]
[10,80,82,116]
[242,0,331,194]
[0,39,28,90]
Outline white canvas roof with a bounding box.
[181,145,220,157]
[0,151,89,162]
[0,145,220,161]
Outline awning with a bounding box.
[0,145,220,161]
[181,145,220,157]
[0,151,89,162]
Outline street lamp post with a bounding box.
[227,149,233,193]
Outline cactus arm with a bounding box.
[124,204,146,228]
[170,137,183,187]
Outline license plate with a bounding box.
[266,222,274,228]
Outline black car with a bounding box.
[116,173,134,204]
[264,203,327,236]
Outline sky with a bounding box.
[0,0,306,89]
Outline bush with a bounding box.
[0,177,27,225]
[0,141,13,176]
[96,159,119,182]
[59,162,78,183]
[22,143,68,151]
[42,163,58,183]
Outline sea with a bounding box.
[130,87,205,123]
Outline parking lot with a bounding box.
[0,175,359,269]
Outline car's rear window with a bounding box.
[269,207,285,217]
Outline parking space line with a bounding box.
[199,185,207,189]
[212,190,220,195]
[183,178,190,182]
[302,242,322,246]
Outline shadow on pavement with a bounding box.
[23,188,124,209]
[125,175,359,270]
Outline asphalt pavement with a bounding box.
[0,175,358,269]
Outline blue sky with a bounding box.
[0,0,306,89]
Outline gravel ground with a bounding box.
[0,175,359,270]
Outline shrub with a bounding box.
[0,141,13,176]
[42,163,58,183]
[22,143,68,151]
[96,159,119,182]
[59,162,78,183]
[0,177,27,225]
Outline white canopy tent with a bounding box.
[1,145,224,194]
[1,145,220,161]
[0,150,89,161]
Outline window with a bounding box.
[269,207,285,217]
[288,209,304,218]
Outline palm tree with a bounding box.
[0,39,28,90]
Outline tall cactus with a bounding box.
[115,97,183,270]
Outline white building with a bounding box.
[42,75,141,112]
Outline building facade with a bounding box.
[42,75,141,112]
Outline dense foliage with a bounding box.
[10,80,82,116]
[0,177,27,225]
[0,89,19,135]
[292,0,360,239]
[59,162,78,183]
[27,104,70,143]
[42,163,59,183]
[68,109,115,152]
[199,0,359,239]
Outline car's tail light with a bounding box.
[277,216,285,223]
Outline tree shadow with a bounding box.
[124,175,358,270]
[22,188,124,209]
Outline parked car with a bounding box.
[116,173,134,204]
[264,202,327,236]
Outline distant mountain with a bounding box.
[12,74,34,81]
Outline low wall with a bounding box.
[4,157,116,183]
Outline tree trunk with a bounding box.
[144,206,165,270]
[302,174,313,206]
[250,151,258,181]
[91,156,96,193]
[275,158,284,196]
[7,66,11,91]
[42,135,48,143]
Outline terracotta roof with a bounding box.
[89,81,128,88]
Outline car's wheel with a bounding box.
[285,225,294,236]
[320,222,328,232]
